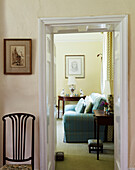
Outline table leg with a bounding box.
[94,117,96,139]
[58,99,60,119]
[105,125,108,142]
[63,100,65,115]
[97,123,99,160]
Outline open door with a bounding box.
[113,17,128,170]
[45,28,55,170]
[114,24,121,170]
[38,22,55,170]
[45,32,58,170]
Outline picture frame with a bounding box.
[65,55,85,78]
[4,39,32,74]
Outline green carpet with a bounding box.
[55,119,114,170]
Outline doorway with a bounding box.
[38,15,128,170]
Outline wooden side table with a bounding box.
[58,95,86,118]
[93,110,114,160]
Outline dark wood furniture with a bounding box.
[58,95,86,118]
[2,113,35,170]
[93,110,114,160]
[88,139,103,153]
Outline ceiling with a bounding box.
[54,32,103,43]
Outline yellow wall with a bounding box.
[0,0,134,169]
[55,41,103,97]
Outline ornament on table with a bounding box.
[60,89,65,96]
[80,89,84,96]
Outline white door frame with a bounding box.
[38,15,128,170]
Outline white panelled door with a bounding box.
[114,25,121,170]
[114,16,128,170]
[45,30,55,170]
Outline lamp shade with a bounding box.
[68,76,76,85]
[104,80,111,95]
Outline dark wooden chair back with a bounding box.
[2,113,35,170]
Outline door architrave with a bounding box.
[38,15,128,170]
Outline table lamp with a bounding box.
[68,76,76,97]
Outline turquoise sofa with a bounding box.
[63,93,106,143]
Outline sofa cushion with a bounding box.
[84,96,93,113]
[90,93,101,104]
[84,100,93,113]
[75,98,85,113]
[65,104,76,112]
[64,111,77,114]
[84,96,91,104]
[92,96,106,112]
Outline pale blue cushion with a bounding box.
[92,96,106,113]
[75,98,85,113]
[90,93,101,104]
[65,105,76,112]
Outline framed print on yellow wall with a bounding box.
[4,39,32,75]
[65,55,85,78]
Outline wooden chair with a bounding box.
[1,113,35,170]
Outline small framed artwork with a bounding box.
[4,39,32,74]
[65,55,85,78]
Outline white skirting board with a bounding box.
[129,168,135,170]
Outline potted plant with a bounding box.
[100,101,109,113]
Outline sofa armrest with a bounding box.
[64,113,94,131]
[65,104,76,112]
[63,112,106,142]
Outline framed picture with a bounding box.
[65,55,85,78]
[4,39,32,74]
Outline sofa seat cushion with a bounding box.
[64,111,77,114]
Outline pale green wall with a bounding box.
[55,41,103,98]
[0,0,135,169]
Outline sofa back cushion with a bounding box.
[84,96,93,113]
[90,93,106,113]
[84,100,93,113]
[75,98,85,113]
[92,97,106,111]
[90,93,102,103]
